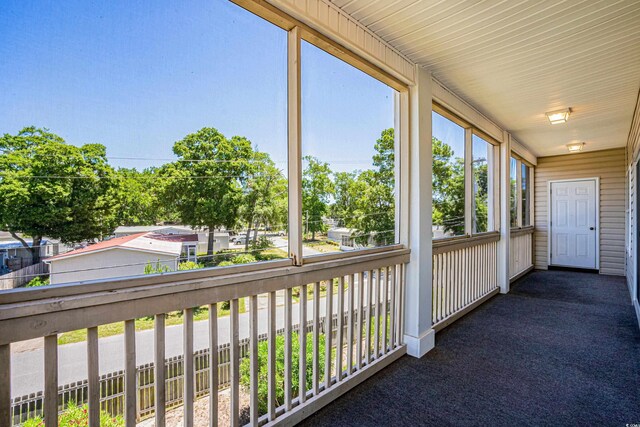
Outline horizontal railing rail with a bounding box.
[0,247,409,427]
[432,231,500,255]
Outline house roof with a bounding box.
[47,232,183,262]
[114,225,196,234]
[146,233,199,243]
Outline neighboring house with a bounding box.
[45,232,199,285]
[327,227,358,251]
[0,232,71,273]
[113,225,230,253]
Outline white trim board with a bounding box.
[547,177,601,271]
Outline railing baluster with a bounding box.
[87,327,100,427]
[400,263,406,341]
[312,282,320,395]
[324,279,333,390]
[373,268,380,359]
[267,292,276,421]
[346,273,355,375]
[44,335,58,427]
[365,270,373,365]
[249,295,259,426]
[124,320,136,427]
[389,265,397,348]
[230,299,240,427]
[154,315,166,427]
[183,308,194,427]
[0,344,10,427]
[356,271,364,370]
[208,303,218,427]
[382,267,389,355]
[299,284,308,404]
[336,276,344,382]
[285,287,293,410]
[433,254,439,323]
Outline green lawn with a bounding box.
[58,299,247,345]
[303,236,341,253]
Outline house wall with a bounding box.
[625,90,640,325]
[49,249,177,285]
[534,148,626,275]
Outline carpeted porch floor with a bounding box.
[300,270,640,426]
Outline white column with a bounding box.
[403,67,435,358]
[498,130,512,293]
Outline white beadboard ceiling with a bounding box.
[330,0,640,157]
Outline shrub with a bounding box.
[23,401,124,427]
[217,260,234,267]
[178,261,204,271]
[26,276,49,287]
[144,260,172,274]
[231,254,257,265]
[240,332,330,415]
[249,236,271,250]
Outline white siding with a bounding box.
[534,148,626,275]
[49,249,177,285]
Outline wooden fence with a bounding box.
[0,262,49,290]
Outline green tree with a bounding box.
[239,150,287,250]
[302,156,334,240]
[432,137,465,234]
[330,171,358,226]
[161,128,253,255]
[113,167,164,225]
[0,127,118,264]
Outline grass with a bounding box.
[292,279,344,303]
[303,235,341,253]
[58,299,247,345]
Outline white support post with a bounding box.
[498,131,512,293]
[288,26,303,266]
[464,128,473,234]
[516,158,523,227]
[403,67,435,358]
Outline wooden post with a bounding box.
[288,26,303,265]
[403,67,435,357]
[498,131,512,293]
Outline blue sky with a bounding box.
[0,0,394,173]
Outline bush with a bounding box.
[249,236,271,250]
[240,332,330,415]
[231,254,257,265]
[144,260,172,274]
[26,276,49,287]
[178,261,204,271]
[23,401,124,427]
[217,260,234,267]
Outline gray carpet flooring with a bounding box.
[300,270,640,427]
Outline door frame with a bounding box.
[547,177,600,270]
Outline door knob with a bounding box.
[589,227,595,230]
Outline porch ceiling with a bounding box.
[330,0,640,157]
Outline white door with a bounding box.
[550,179,597,269]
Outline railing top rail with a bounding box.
[510,225,535,237]
[432,231,500,255]
[0,247,409,345]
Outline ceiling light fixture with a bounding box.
[546,108,571,124]
[567,142,584,153]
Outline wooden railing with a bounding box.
[510,226,534,280]
[432,233,500,328]
[0,248,408,427]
